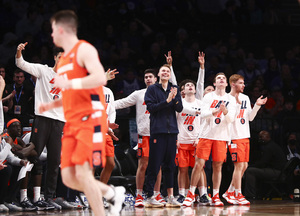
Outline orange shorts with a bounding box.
[61,116,107,169]
[228,138,250,162]
[136,135,149,158]
[105,134,114,157]
[196,138,227,162]
[177,144,196,168]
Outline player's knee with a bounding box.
[139,161,148,172]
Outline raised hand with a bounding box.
[198,51,205,66]
[164,51,173,66]
[256,95,268,106]
[106,68,119,81]
[17,42,28,52]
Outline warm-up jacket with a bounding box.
[144,82,183,135]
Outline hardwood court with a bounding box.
[4,200,300,216]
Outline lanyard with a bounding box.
[30,78,36,87]
[13,84,23,104]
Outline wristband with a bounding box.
[71,78,83,89]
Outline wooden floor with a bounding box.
[3,200,300,216]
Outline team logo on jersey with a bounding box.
[240,118,245,124]
[215,118,221,124]
[53,95,59,100]
[187,125,194,131]
[142,101,150,114]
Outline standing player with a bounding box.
[114,69,165,207]
[99,85,118,185]
[16,42,65,210]
[144,64,183,207]
[183,73,236,207]
[222,74,267,205]
[39,10,125,216]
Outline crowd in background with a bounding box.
[0,0,300,199]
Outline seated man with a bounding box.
[0,129,28,212]
[244,130,286,199]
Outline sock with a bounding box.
[136,189,143,197]
[20,189,27,202]
[153,191,160,197]
[228,184,235,193]
[179,188,185,196]
[198,186,206,197]
[103,186,115,200]
[235,189,242,197]
[190,186,196,195]
[33,187,41,203]
[213,189,219,197]
[185,189,189,196]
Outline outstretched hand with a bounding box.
[256,95,268,106]
[106,68,119,81]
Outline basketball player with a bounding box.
[114,69,166,207]
[183,73,236,207]
[223,74,267,205]
[39,10,125,216]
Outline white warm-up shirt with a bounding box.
[231,93,261,139]
[114,88,150,136]
[199,91,236,141]
[16,56,65,122]
[104,87,116,124]
[177,98,202,144]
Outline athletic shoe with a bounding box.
[0,204,9,212]
[155,193,166,206]
[182,191,195,207]
[54,197,76,209]
[4,202,22,211]
[46,198,62,210]
[20,198,38,211]
[175,194,185,204]
[222,190,237,205]
[199,194,210,205]
[134,194,144,207]
[107,186,126,216]
[34,197,55,210]
[211,193,224,206]
[68,202,85,209]
[144,196,164,208]
[166,196,181,208]
[235,193,250,205]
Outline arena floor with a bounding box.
[3,200,300,216]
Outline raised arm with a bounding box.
[249,96,267,121]
[16,42,42,78]
[195,52,205,100]
[114,91,138,110]
[165,51,177,86]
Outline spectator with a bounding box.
[3,70,33,126]
[237,58,261,87]
[244,130,286,199]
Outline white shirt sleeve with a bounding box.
[169,66,178,86]
[114,91,138,109]
[195,68,205,100]
[16,56,43,78]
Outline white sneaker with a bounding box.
[166,196,181,208]
[0,204,9,212]
[107,186,126,216]
[144,196,164,208]
[4,202,22,211]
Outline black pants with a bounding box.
[0,164,12,204]
[31,116,64,199]
[145,133,177,197]
[244,167,281,198]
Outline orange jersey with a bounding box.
[57,40,107,124]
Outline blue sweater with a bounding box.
[144,82,183,135]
